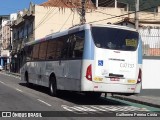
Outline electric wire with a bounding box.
[59,10,73,31]
[88,5,159,24]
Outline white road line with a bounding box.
[37,99,52,107]
[90,106,106,111]
[15,88,23,93]
[0,81,6,85]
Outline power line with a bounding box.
[34,0,60,30]
[94,10,125,18]
[59,11,73,31]
[33,1,61,32]
[88,5,159,24]
[72,9,76,26]
[34,8,55,30]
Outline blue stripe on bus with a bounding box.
[83,29,94,60]
[138,37,142,64]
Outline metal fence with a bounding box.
[139,28,160,56]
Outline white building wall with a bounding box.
[142,58,160,89]
[34,5,128,40]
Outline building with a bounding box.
[0,14,17,70]
[114,17,160,56]
[10,1,130,72]
[0,15,10,70]
[10,0,160,72]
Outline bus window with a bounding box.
[32,44,40,60]
[25,45,33,61]
[60,36,69,59]
[46,40,57,60]
[92,27,138,51]
[73,32,84,58]
[56,40,64,59]
[39,41,48,60]
[68,35,76,58]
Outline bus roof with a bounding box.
[25,23,137,46]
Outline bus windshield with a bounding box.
[92,27,139,51]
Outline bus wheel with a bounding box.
[49,76,57,97]
[25,72,30,86]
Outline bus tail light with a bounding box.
[137,69,142,84]
[86,64,92,81]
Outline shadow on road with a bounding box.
[19,83,128,106]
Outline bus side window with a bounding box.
[68,35,76,58]
[39,41,48,60]
[26,45,33,61]
[32,44,40,60]
[46,40,57,60]
[60,36,69,59]
[73,31,84,58]
[56,40,64,59]
[65,31,84,59]
[21,49,26,63]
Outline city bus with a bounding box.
[20,24,142,98]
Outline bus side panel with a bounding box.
[45,60,82,91]
[20,63,27,81]
[81,60,94,91]
[38,61,48,87]
[81,29,95,91]
[21,60,82,91]
[28,62,39,84]
[134,37,143,93]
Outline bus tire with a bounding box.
[49,75,58,97]
[25,72,30,86]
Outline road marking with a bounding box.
[0,81,6,85]
[37,99,52,107]
[90,106,106,111]
[15,88,23,93]
[62,105,149,114]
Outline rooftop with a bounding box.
[40,0,95,9]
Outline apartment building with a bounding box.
[0,14,17,70]
[0,15,10,69]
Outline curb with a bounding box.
[9,72,20,77]
[0,71,20,77]
[112,95,160,108]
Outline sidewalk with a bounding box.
[1,70,20,77]
[113,94,160,108]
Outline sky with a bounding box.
[0,0,47,15]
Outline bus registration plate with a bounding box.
[110,78,120,81]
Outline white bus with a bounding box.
[21,24,142,98]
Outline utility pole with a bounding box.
[9,21,12,72]
[96,0,98,8]
[115,0,117,8]
[81,0,86,24]
[135,0,139,31]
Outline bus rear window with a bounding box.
[91,27,139,51]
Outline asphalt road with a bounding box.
[0,72,159,120]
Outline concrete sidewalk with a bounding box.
[113,94,160,108]
[0,70,20,77]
